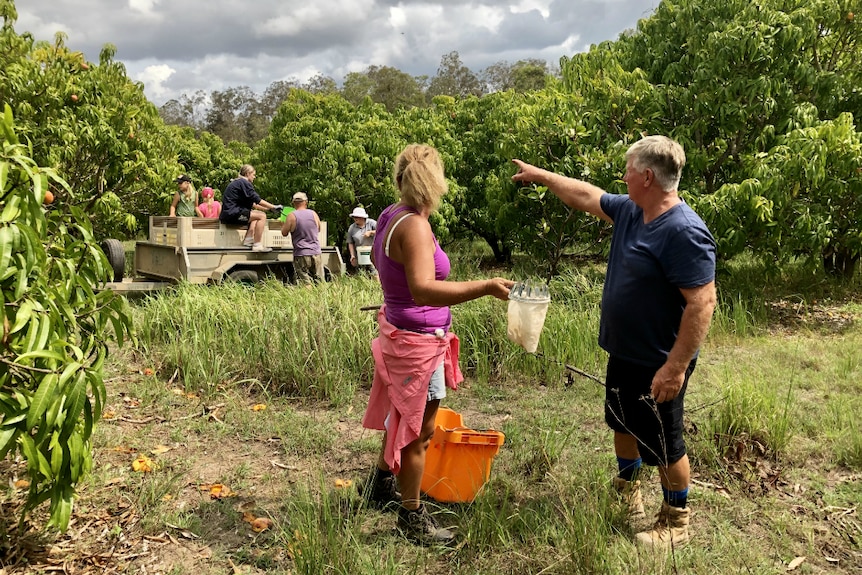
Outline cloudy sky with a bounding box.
[16,0,659,106]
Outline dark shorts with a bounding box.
[220,208,251,225]
[604,356,696,467]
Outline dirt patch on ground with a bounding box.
[767,299,857,334]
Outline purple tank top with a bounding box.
[291,209,321,256]
[373,204,451,334]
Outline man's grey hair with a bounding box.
[625,136,686,192]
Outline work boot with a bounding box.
[613,476,646,521]
[359,468,401,510]
[397,503,455,546]
[635,501,690,549]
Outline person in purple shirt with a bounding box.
[360,144,513,545]
[512,136,717,550]
[280,192,322,283]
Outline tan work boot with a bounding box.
[635,501,690,549]
[613,476,646,521]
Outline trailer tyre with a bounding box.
[227,269,259,284]
[101,239,125,282]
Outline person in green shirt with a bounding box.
[170,174,198,217]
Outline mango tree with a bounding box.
[558,0,860,276]
[699,113,862,276]
[494,88,631,277]
[255,90,403,244]
[0,0,177,239]
[432,93,521,262]
[1,105,133,531]
[163,126,252,217]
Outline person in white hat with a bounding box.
[346,206,377,273]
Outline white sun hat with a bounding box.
[350,207,369,218]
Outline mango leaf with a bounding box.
[25,373,59,429]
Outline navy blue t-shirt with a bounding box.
[220,178,261,222]
[598,193,716,366]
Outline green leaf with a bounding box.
[48,485,74,531]
[10,298,35,334]
[15,349,65,363]
[50,432,63,476]
[0,225,13,276]
[26,373,59,429]
[0,426,18,459]
[19,434,52,479]
[68,431,85,482]
[62,373,87,436]
[0,193,21,223]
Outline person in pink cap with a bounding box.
[196,187,221,218]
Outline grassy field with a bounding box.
[1,253,861,574]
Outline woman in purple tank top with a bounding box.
[361,144,513,545]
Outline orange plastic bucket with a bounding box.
[420,407,505,503]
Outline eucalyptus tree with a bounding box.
[158,90,208,131]
[342,65,426,112]
[427,51,484,100]
[480,59,551,93]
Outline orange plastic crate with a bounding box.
[420,407,505,503]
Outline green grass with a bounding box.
[9,249,861,574]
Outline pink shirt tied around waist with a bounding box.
[373,204,452,334]
[361,306,463,475]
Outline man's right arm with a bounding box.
[280,213,296,236]
[511,159,610,222]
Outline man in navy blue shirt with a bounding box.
[512,136,716,550]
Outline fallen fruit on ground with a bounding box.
[132,455,154,473]
[251,518,273,532]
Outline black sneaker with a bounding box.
[359,468,401,510]
[397,503,455,546]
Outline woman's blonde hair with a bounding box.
[392,144,448,211]
[181,182,197,201]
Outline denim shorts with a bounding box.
[427,362,446,402]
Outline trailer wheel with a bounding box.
[100,239,125,282]
[227,269,259,284]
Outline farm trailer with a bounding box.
[101,216,344,294]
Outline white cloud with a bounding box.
[560,33,584,54]
[389,6,407,30]
[259,0,375,37]
[16,0,656,105]
[135,64,175,100]
[128,0,160,17]
[510,0,552,19]
[464,5,505,33]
